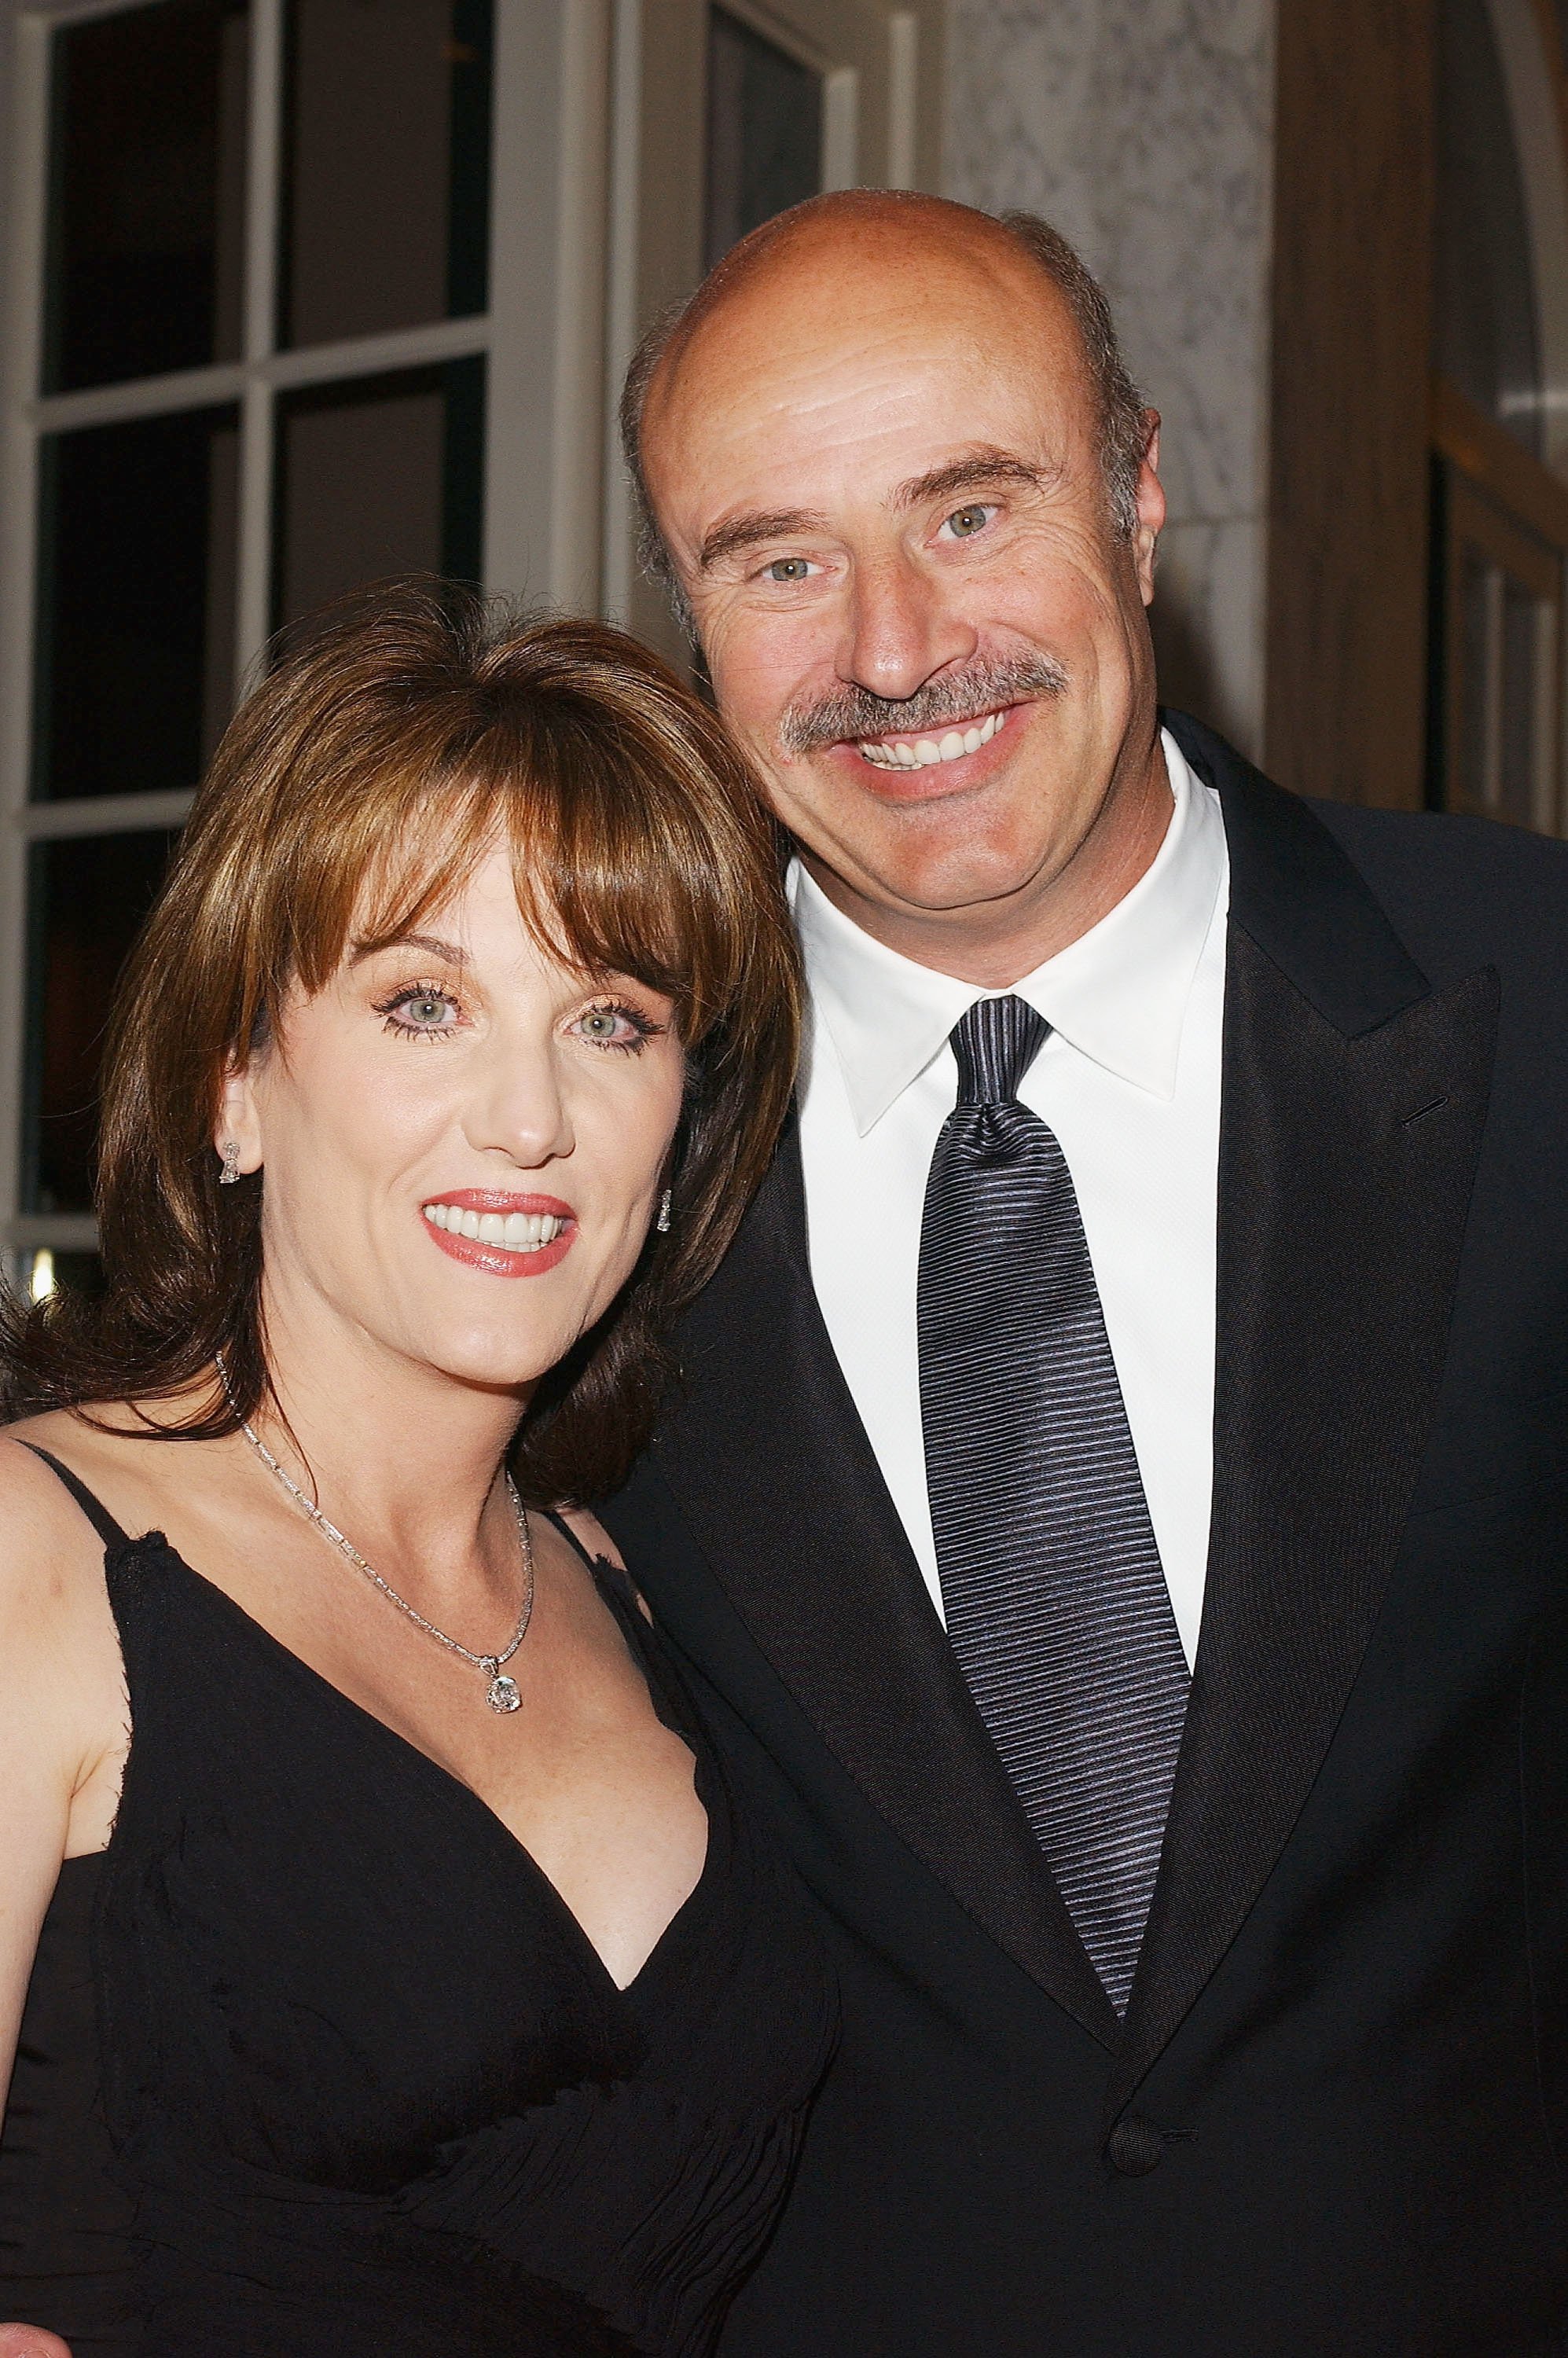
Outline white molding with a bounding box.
[886,12,918,189]
[242,0,282,369]
[6,1214,98,1250]
[12,0,158,27]
[0,12,51,1244]
[600,0,642,625]
[821,65,859,189]
[485,0,611,612]
[235,0,283,687]
[549,0,611,610]
[15,788,194,839]
[31,321,494,439]
[34,361,247,432]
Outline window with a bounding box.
[1429,0,1568,832]
[704,6,822,271]
[0,0,942,1299]
[0,0,607,1300]
[1430,380,1567,831]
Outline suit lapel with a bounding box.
[644,712,1496,2088]
[1110,722,1500,2112]
[657,1123,1120,2045]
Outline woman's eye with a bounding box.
[379,984,461,1038]
[573,1002,657,1052]
[763,556,814,583]
[943,503,995,539]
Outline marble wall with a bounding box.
[942,0,1276,758]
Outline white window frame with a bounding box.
[0,0,612,1280]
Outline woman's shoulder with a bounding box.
[0,1409,116,1568]
[0,1412,130,1867]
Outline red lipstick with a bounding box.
[420,1189,576,1279]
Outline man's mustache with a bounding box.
[777,655,1069,758]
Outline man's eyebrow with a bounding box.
[697,509,831,572]
[894,451,1052,511]
[350,931,469,968]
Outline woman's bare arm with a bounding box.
[0,1438,127,2176]
[0,1441,131,2358]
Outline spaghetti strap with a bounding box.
[19,1442,133,1551]
[540,1506,611,1575]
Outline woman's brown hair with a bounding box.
[0,578,799,1502]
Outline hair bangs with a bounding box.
[6,582,800,1502]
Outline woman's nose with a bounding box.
[463,1040,575,1170]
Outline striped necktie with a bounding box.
[916,994,1190,2011]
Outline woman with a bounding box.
[0,582,831,2356]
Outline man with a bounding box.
[601,189,1568,2354]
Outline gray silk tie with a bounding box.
[916,994,1190,2011]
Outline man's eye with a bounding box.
[763,556,814,582]
[943,504,995,539]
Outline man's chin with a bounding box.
[799,832,1063,924]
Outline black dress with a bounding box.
[0,1451,835,2357]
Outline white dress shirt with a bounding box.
[793,730,1229,1669]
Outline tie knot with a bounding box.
[949,995,1049,1105]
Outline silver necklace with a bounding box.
[217,1360,534,1714]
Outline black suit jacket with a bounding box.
[600,715,1568,2356]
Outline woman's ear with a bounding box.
[214,1066,263,1183]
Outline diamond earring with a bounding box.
[218,1139,241,1186]
[655,1188,672,1234]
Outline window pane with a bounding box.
[705,6,821,271]
[22,832,182,1216]
[1456,547,1494,813]
[1434,0,1543,458]
[1499,578,1542,828]
[272,357,483,628]
[33,407,240,805]
[44,0,248,394]
[279,0,492,349]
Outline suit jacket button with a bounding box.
[1107,2116,1165,2176]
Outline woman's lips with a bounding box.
[420,1191,576,1279]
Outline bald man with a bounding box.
[599,193,1568,2356]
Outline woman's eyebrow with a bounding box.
[350,931,469,968]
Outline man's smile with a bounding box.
[853,707,1010,770]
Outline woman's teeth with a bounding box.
[423,1203,567,1250]
[857,707,1007,770]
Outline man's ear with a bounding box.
[1133,410,1165,608]
[214,1064,263,1181]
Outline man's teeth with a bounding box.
[857,708,1008,770]
[423,1203,567,1250]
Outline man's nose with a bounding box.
[840,551,978,705]
[464,1039,575,1170]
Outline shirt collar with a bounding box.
[794,728,1228,1135]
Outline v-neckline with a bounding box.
[104,1529,718,2004]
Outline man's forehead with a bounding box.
[648,274,1086,498]
[660,230,1074,404]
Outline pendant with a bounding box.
[487,1671,521,1713]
